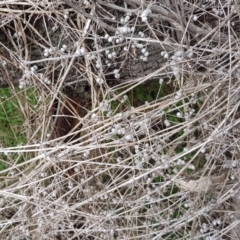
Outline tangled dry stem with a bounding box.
[0,0,240,239]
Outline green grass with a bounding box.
[130,79,172,107]
[0,87,38,170]
[109,79,174,114]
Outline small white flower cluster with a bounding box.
[164,119,171,127]
[159,78,164,84]
[200,223,210,234]
[120,12,132,23]
[75,46,85,55]
[188,164,195,170]
[217,129,228,137]
[133,119,151,134]
[91,113,98,122]
[161,155,170,169]
[40,172,48,178]
[184,202,191,208]
[83,0,90,6]
[30,65,38,73]
[130,41,149,60]
[44,47,55,57]
[162,50,185,78]
[95,58,102,69]
[0,59,6,66]
[205,237,217,240]
[139,47,149,62]
[44,77,51,85]
[202,122,209,130]
[19,68,35,88]
[52,23,58,31]
[121,95,128,103]
[111,124,136,142]
[83,150,90,158]
[176,112,183,118]
[96,77,105,85]
[230,174,235,180]
[229,188,235,196]
[64,10,69,20]
[13,31,22,38]
[105,59,111,67]
[60,44,67,53]
[101,209,115,218]
[104,34,114,43]
[141,8,151,22]
[171,63,180,77]
[222,160,237,168]
[175,159,186,165]
[125,134,134,141]
[116,156,122,163]
[161,51,169,59]
[186,47,194,58]
[105,49,117,60]
[212,219,221,226]
[111,123,126,135]
[212,8,224,16]
[9,170,15,176]
[184,107,195,120]
[115,14,136,39]
[206,59,212,65]
[116,12,134,34]
[99,100,110,112]
[200,147,206,153]
[115,36,124,44]
[138,31,145,38]
[38,73,51,85]
[189,93,197,104]
[134,144,153,167]
[171,50,184,62]
[193,15,198,21]
[19,225,29,236]
[175,89,182,99]
[117,26,134,35]
[99,193,111,201]
[113,69,120,79]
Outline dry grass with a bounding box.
[1,0,240,239]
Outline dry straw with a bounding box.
[0,0,240,239]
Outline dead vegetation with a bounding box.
[1,0,240,239]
